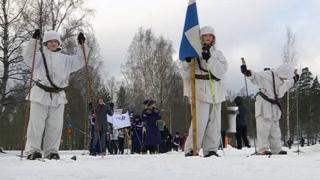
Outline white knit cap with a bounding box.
[276,62,295,79]
[43,30,61,45]
[200,26,215,36]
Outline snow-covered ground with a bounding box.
[1,145,320,180]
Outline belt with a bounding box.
[195,74,210,80]
[36,81,66,93]
[195,74,220,81]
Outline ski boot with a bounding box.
[185,150,199,157]
[27,151,42,160]
[278,150,287,155]
[204,151,220,158]
[47,153,60,160]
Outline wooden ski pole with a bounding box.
[190,59,197,155]
[241,57,257,154]
[80,40,103,156]
[20,39,38,160]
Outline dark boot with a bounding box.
[185,150,199,157]
[204,151,220,158]
[47,153,60,160]
[27,151,42,160]
[278,150,287,155]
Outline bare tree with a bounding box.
[0,0,29,113]
[122,28,182,121]
[282,27,297,141]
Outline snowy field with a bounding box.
[1,145,320,180]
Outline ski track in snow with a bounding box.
[1,145,320,180]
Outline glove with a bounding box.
[32,29,41,39]
[240,64,252,77]
[293,74,299,83]
[202,51,211,61]
[77,32,85,45]
[201,45,211,61]
[185,57,192,63]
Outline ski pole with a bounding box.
[20,39,38,160]
[80,37,103,156]
[241,57,257,154]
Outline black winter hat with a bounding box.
[234,96,243,106]
[143,99,156,106]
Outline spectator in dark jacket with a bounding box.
[131,115,143,154]
[287,138,293,149]
[234,96,250,149]
[91,97,112,155]
[142,99,162,154]
[300,137,305,147]
[173,132,181,151]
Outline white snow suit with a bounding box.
[180,47,227,156]
[248,63,295,154]
[24,32,87,157]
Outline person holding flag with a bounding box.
[179,0,228,157]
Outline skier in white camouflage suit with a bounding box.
[24,29,88,160]
[180,26,228,157]
[241,62,299,155]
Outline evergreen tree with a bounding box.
[297,67,313,145]
[116,85,127,109]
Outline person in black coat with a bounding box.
[131,115,144,154]
[173,132,181,151]
[234,96,250,149]
[141,99,162,154]
[287,138,293,149]
[300,137,305,147]
[91,97,112,155]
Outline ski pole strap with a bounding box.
[207,70,215,97]
[256,91,282,112]
[40,49,61,90]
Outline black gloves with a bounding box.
[32,29,41,39]
[201,45,211,61]
[240,64,252,77]
[77,32,85,45]
[293,74,299,83]
[185,57,192,62]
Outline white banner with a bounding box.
[107,111,131,129]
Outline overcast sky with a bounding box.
[86,0,320,93]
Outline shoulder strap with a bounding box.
[40,49,60,89]
[271,71,282,112]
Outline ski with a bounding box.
[246,152,272,158]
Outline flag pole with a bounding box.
[190,59,197,155]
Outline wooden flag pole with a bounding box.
[190,59,197,155]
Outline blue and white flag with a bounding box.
[179,0,202,61]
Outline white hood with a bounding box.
[43,30,62,45]
[276,62,295,79]
[200,26,215,36]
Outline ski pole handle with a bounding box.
[241,57,246,65]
